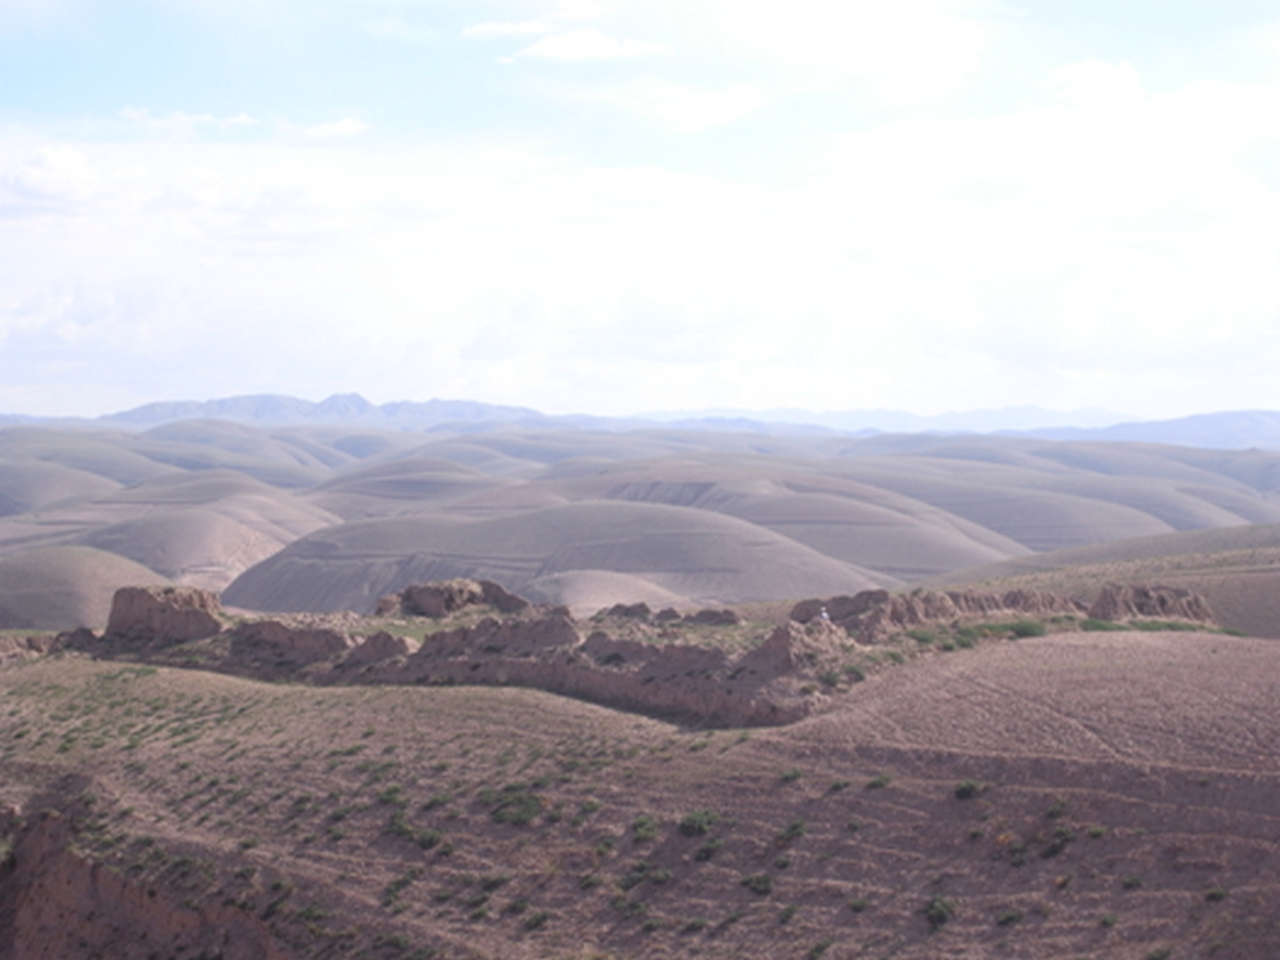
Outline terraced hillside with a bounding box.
[2,623,1277,959]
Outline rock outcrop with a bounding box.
[791,588,1087,643]
[684,608,741,626]
[104,586,223,644]
[229,619,354,665]
[395,614,814,727]
[345,630,422,665]
[1088,584,1215,623]
[597,602,652,620]
[32,579,1222,731]
[376,579,530,618]
[0,634,59,665]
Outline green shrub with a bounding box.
[619,862,650,890]
[1042,825,1074,858]
[924,897,955,928]
[1122,875,1142,890]
[679,809,719,836]
[843,664,866,682]
[741,873,773,895]
[908,629,936,645]
[866,773,891,790]
[1205,887,1227,902]
[491,788,542,826]
[1010,620,1046,638]
[996,909,1022,926]
[848,897,868,913]
[777,820,806,843]
[631,814,659,842]
[695,836,723,861]
[807,940,834,959]
[954,780,982,799]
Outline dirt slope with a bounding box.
[223,500,894,613]
[0,547,170,630]
[2,628,1278,959]
[939,523,1280,637]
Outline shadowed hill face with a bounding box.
[9,422,1280,628]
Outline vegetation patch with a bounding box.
[678,809,719,836]
[741,873,773,895]
[924,897,955,929]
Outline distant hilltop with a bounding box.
[5,393,1280,449]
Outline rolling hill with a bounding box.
[6,418,1280,628]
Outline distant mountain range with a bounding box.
[5,394,1280,450]
[1020,410,1280,449]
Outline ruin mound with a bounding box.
[104,586,224,644]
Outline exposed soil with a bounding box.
[2,623,1278,959]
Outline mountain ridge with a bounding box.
[5,394,1280,449]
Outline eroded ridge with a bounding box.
[24,579,1225,729]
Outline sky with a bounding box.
[1,0,1278,419]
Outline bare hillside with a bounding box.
[2,626,1277,959]
[939,523,1280,638]
[7,422,1280,627]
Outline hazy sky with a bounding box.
[2,1,1278,417]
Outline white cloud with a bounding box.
[4,38,1280,417]
[598,0,999,103]
[1052,60,1145,108]
[363,16,437,45]
[463,20,549,37]
[517,28,664,60]
[1246,21,1280,55]
[582,78,765,132]
[118,107,257,138]
[303,117,368,138]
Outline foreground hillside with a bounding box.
[3,626,1278,959]
[7,421,1280,627]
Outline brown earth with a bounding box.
[2,626,1278,959]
